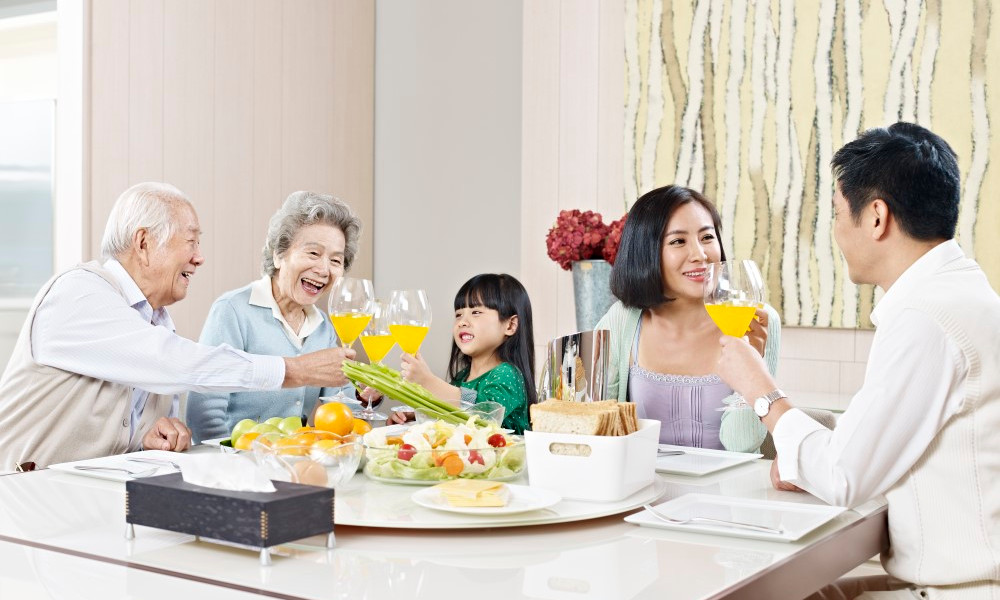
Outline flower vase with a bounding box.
[571,259,614,332]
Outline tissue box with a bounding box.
[125,473,334,548]
[525,418,660,502]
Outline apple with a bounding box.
[278,416,304,435]
[265,417,282,426]
[230,418,257,445]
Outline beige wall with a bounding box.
[373,0,524,376]
[82,0,374,341]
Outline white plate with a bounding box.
[411,484,562,515]
[199,437,238,452]
[625,493,846,542]
[655,444,761,476]
[49,450,190,483]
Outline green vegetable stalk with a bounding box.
[343,361,490,428]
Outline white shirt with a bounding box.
[773,241,969,508]
[31,259,285,443]
[248,276,325,349]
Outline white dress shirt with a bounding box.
[773,241,968,508]
[31,259,285,442]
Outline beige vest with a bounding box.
[0,262,174,470]
[880,256,1000,596]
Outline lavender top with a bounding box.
[626,320,733,449]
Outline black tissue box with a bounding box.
[125,473,334,548]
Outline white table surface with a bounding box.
[0,448,887,600]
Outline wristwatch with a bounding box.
[753,389,787,418]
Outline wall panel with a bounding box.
[85,0,374,340]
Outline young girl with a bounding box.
[387,273,536,434]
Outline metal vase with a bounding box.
[571,259,614,332]
[537,329,611,403]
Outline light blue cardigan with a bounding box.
[594,301,781,452]
[186,283,353,443]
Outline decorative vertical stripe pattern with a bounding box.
[626,1,997,328]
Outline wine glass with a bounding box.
[387,289,432,356]
[703,260,764,337]
[327,277,374,349]
[356,299,393,420]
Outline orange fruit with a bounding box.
[234,431,261,451]
[314,401,355,436]
[312,438,343,451]
[275,436,309,456]
[293,426,317,434]
[352,418,372,435]
[290,432,319,446]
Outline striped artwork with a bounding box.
[626,0,998,328]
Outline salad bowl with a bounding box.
[362,419,525,484]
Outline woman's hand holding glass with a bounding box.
[704,259,764,338]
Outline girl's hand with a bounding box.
[746,308,769,357]
[358,386,383,408]
[388,410,415,425]
[400,352,433,386]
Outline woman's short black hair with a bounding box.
[610,185,726,309]
[831,122,960,241]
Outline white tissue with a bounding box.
[180,454,277,493]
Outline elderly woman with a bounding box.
[186,191,361,443]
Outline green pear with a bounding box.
[265,417,282,426]
[278,416,304,435]
[251,423,282,436]
[230,418,257,445]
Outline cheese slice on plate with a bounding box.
[434,479,510,507]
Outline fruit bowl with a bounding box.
[251,434,363,488]
[362,421,526,484]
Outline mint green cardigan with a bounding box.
[594,301,781,453]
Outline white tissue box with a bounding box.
[525,419,660,502]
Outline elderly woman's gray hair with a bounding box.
[262,191,362,277]
[100,182,192,259]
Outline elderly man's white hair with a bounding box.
[100,182,192,259]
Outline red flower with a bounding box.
[602,214,628,265]
[545,209,612,271]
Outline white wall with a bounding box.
[374,0,523,375]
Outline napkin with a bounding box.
[180,454,276,493]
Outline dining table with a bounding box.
[0,445,887,600]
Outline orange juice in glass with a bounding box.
[327,277,374,348]
[388,289,432,355]
[704,260,764,337]
[359,299,395,364]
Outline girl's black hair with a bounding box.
[447,273,537,407]
[610,185,726,309]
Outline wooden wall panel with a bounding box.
[250,0,284,279]
[88,0,129,258]
[85,0,374,340]
[213,0,255,294]
[521,0,624,364]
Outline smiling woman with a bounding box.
[185,191,363,443]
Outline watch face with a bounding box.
[754,397,769,417]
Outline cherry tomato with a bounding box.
[487,433,506,448]
[397,443,417,461]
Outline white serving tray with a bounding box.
[625,493,846,542]
[655,444,761,476]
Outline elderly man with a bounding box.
[716,123,999,598]
[0,182,356,470]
